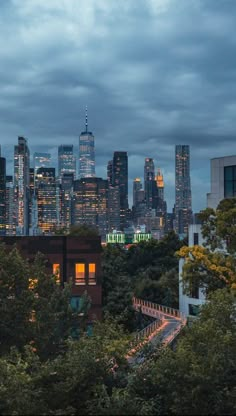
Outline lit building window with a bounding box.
[75,263,85,285]
[53,264,60,284]
[88,263,96,285]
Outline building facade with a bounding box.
[175,145,192,237]
[72,177,108,238]
[14,136,30,235]
[58,145,76,179]
[207,155,236,209]
[144,158,155,210]
[36,167,58,234]
[112,151,128,230]
[34,152,51,174]
[179,224,206,317]
[5,176,15,236]
[0,154,6,235]
[0,235,102,320]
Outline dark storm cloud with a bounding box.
[0,0,236,211]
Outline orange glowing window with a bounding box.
[88,263,96,285]
[75,263,85,285]
[53,264,60,284]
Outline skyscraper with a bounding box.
[34,152,51,173]
[72,177,108,238]
[112,151,128,230]
[133,177,142,208]
[36,167,57,234]
[79,109,95,178]
[60,173,74,230]
[144,158,155,210]
[5,176,15,235]
[58,145,76,179]
[175,145,192,236]
[14,136,30,235]
[0,151,6,235]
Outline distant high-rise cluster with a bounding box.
[132,158,167,239]
[0,112,198,241]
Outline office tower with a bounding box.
[107,160,113,186]
[107,186,120,232]
[113,151,128,230]
[156,168,164,201]
[28,168,35,232]
[78,109,95,178]
[58,145,76,179]
[14,136,30,235]
[36,167,57,234]
[5,176,16,235]
[207,155,236,209]
[72,177,108,238]
[0,154,6,235]
[34,152,51,173]
[133,178,143,207]
[154,168,167,237]
[175,145,192,236]
[132,178,145,225]
[144,158,155,210]
[60,173,74,230]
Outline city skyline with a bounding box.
[1,1,236,212]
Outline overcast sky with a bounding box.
[1,0,236,212]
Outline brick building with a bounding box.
[0,235,102,320]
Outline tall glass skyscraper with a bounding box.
[14,136,30,235]
[144,158,155,210]
[58,145,76,179]
[79,109,95,178]
[34,152,51,173]
[112,151,128,230]
[36,167,57,234]
[175,145,192,236]
[0,150,6,236]
[72,177,108,238]
[6,175,15,235]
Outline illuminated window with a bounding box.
[88,263,96,285]
[53,264,60,284]
[75,263,85,285]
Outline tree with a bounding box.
[177,244,236,295]
[0,319,131,415]
[0,245,76,358]
[120,289,236,415]
[0,245,34,354]
[198,198,236,253]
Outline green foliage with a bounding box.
[0,245,77,359]
[102,233,183,330]
[198,198,236,253]
[53,224,99,237]
[68,224,99,237]
[0,320,131,415]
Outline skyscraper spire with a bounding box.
[85,105,88,133]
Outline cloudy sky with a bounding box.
[0,0,236,211]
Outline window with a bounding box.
[193,233,199,245]
[53,264,60,284]
[70,296,80,312]
[189,304,200,316]
[75,263,85,285]
[224,166,236,198]
[189,282,199,299]
[88,263,96,285]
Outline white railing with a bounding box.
[133,297,186,321]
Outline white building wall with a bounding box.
[207,155,236,209]
[179,224,206,317]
